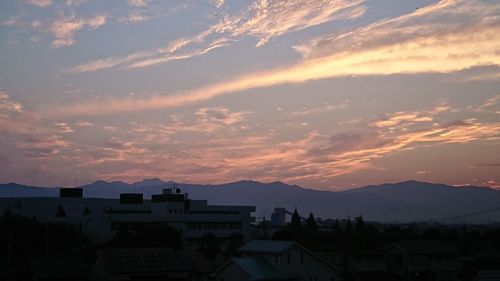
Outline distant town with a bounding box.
[1,182,499,281]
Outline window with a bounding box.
[275,254,280,265]
[287,252,290,264]
[301,253,304,264]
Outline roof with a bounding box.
[389,241,460,254]
[239,240,340,272]
[98,247,212,276]
[227,257,299,280]
[239,240,296,254]
[30,256,91,279]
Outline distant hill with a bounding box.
[1,179,499,223]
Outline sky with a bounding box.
[0,0,499,190]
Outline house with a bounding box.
[386,241,461,281]
[214,257,300,281]
[214,240,340,281]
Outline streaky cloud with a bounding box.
[52,0,500,117]
[65,0,365,73]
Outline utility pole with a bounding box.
[7,231,12,263]
[45,224,49,257]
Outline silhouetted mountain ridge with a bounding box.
[1,179,499,223]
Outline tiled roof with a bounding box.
[239,240,296,253]
[232,257,299,280]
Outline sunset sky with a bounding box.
[0,0,499,190]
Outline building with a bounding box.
[0,187,255,244]
[213,240,340,281]
[386,241,461,281]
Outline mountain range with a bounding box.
[1,179,500,223]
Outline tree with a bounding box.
[331,219,342,235]
[354,215,365,233]
[198,233,220,260]
[227,232,245,256]
[56,204,66,217]
[305,213,318,233]
[106,224,182,250]
[289,208,303,233]
[344,217,354,235]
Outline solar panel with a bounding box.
[100,248,184,274]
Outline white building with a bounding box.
[0,188,255,244]
[214,240,340,281]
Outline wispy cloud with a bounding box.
[55,122,74,133]
[196,107,252,125]
[220,0,365,48]
[474,94,500,113]
[66,0,365,72]
[0,91,23,112]
[291,102,348,117]
[373,112,433,128]
[16,135,68,159]
[474,163,500,167]
[55,0,500,116]
[128,0,148,8]
[28,0,52,8]
[118,12,150,25]
[74,120,94,127]
[50,14,107,48]
[127,38,231,69]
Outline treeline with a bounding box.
[271,210,500,252]
[0,210,90,263]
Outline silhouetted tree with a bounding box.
[227,232,245,257]
[344,217,354,235]
[0,215,88,263]
[332,219,341,234]
[107,224,182,250]
[135,224,182,250]
[305,213,318,233]
[56,204,66,217]
[290,208,303,233]
[354,215,365,233]
[198,232,220,260]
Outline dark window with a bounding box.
[287,252,290,264]
[301,253,304,264]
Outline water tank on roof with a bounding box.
[120,193,143,204]
[59,188,83,198]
